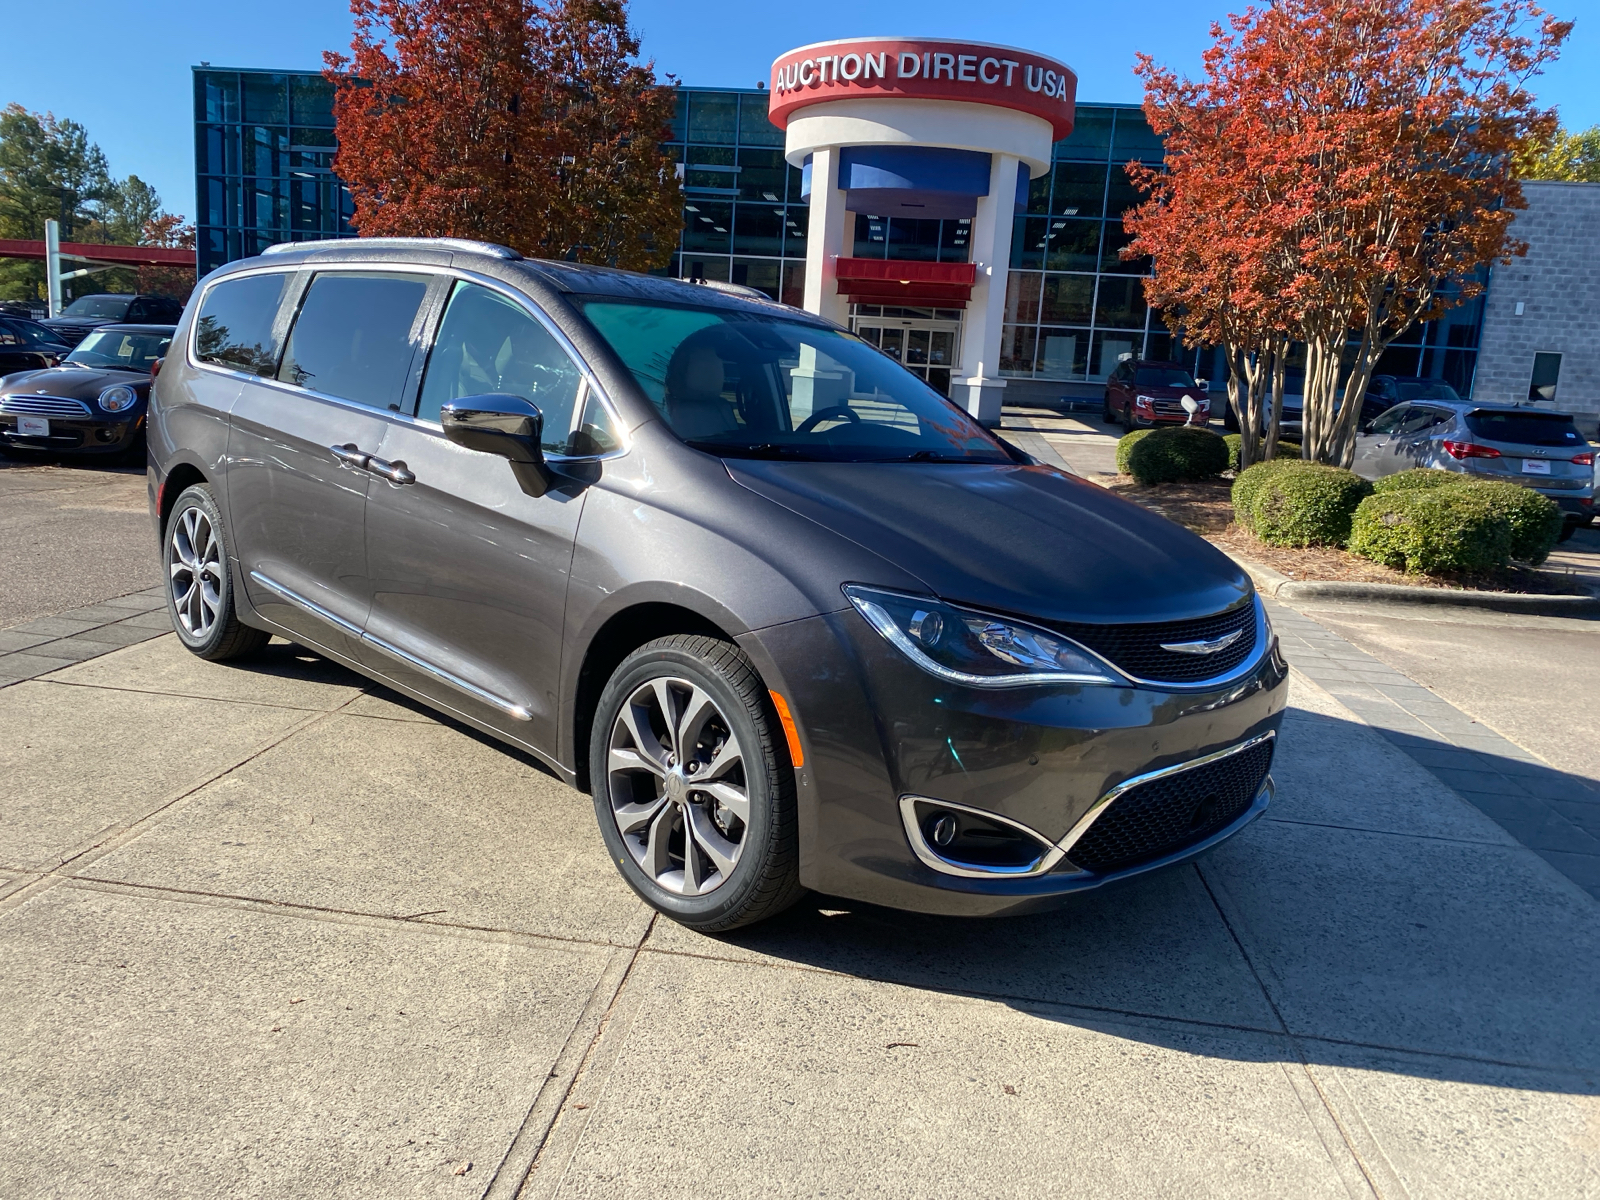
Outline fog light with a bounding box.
[928,813,957,847]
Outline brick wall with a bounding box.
[1475,181,1600,437]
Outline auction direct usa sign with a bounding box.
[768,38,1077,139]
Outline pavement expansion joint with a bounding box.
[35,676,345,713]
[59,872,649,952]
[1262,815,1521,848]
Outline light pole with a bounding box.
[45,219,62,318]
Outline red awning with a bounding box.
[0,239,195,268]
[833,257,977,305]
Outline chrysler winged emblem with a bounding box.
[1160,628,1245,656]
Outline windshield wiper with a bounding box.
[688,441,805,460]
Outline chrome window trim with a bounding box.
[248,570,533,722]
[898,795,1072,879]
[1054,729,1277,860]
[185,259,630,460]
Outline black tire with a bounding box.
[1101,392,1114,424]
[162,483,270,661]
[1558,519,1578,544]
[589,634,805,932]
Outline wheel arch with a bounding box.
[157,459,209,539]
[569,600,740,793]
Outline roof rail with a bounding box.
[689,278,773,302]
[260,237,523,261]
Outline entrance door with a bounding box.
[852,310,962,396]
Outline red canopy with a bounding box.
[0,238,195,268]
[833,258,977,305]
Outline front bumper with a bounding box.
[744,605,1290,917]
[0,410,144,455]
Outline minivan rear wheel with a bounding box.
[163,484,270,661]
[590,635,805,931]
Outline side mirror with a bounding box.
[1362,420,1377,435]
[1195,378,1208,390]
[441,394,550,497]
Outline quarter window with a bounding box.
[417,282,587,454]
[194,273,290,376]
[277,271,431,411]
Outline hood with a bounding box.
[41,316,114,329]
[726,460,1252,625]
[1134,384,1208,399]
[0,365,150,399]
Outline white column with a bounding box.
[956,153,1021,427]
[801,146,850,327]
[45,218,63,318]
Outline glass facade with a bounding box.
[193,68,356,277]
[194,77,1482,393]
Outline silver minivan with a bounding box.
[1352,400,1595,539]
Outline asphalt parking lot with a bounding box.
[1,456,1597,1198]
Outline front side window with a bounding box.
[1370,405,1409,435]
[417,282,588,454]
[61,295,133,319]
[278,271,430,411]
[579,299,1008,464]
[66,329,172,370]
[195,273,290,376]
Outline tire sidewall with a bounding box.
[589,642,785,927]
[163,484,238,656]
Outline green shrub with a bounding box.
[1458,478,1563,565]
[1118,426,1230,484]
[1223,435,1301,473]
[1114,428,1154,474]
[1231,458,1302,528]
[1248,463,1373,547]
[1348,488,1511,574]
[1371,468,1461,495]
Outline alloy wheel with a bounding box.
[169,506,223,640]
[607,675,749,897]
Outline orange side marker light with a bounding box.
[769,690,804,769]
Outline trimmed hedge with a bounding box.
[1117,426,1230,484]
[1461,478,1563,565]
[1231,458,1302,528]
[1247,463,1373,547]
[1371,468,1460,495]
[1365,471,1562,564]
[1348,488,1512,574]
[1224,434,1301,474]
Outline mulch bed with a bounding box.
[1106,476,1590,596]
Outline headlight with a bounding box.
[843,585,1121,688]
[98,385,138,413]
[1134,394,1156,409]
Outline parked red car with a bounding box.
[1102,360,1210,430]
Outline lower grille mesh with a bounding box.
[1068,739,1273,874]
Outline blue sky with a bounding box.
[6,0,1597,228]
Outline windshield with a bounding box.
[60,296,133,319]
[65,329,171,370]
[1394,380,1461,403]
[578,299,1009,464]
[1134,366,1197,388]
[1465,410,1583,447]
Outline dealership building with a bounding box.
[190,56,1594,428]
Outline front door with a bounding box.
[229,268,435,651]
[852,309,962,396]
[361,280,604,753]
[1351,403,1410,479]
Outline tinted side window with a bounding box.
[417,282,585,453]
[278,272,431,411]
[1370,405,1409,435]
[194,273,290,376]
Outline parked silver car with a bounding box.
[1352,400,1595,538]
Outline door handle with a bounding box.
[329,442,370,469]
[366,455,415,485]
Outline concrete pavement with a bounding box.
[2,629,1596,1198]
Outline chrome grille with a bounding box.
[0,395,93,417]
[1048,601,1259,685]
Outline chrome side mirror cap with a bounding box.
[441,394,550,497]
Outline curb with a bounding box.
[1220,550,1600,616]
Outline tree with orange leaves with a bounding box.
[324,0,681,271]
[1127,0,1570,466]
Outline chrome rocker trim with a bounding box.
[901,730,1277,881]
[248,570,533,722]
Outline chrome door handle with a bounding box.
[367,455,415,485]
[329,443,370,469]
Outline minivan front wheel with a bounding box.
[590,635,804,931]
[163,484,269,661]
